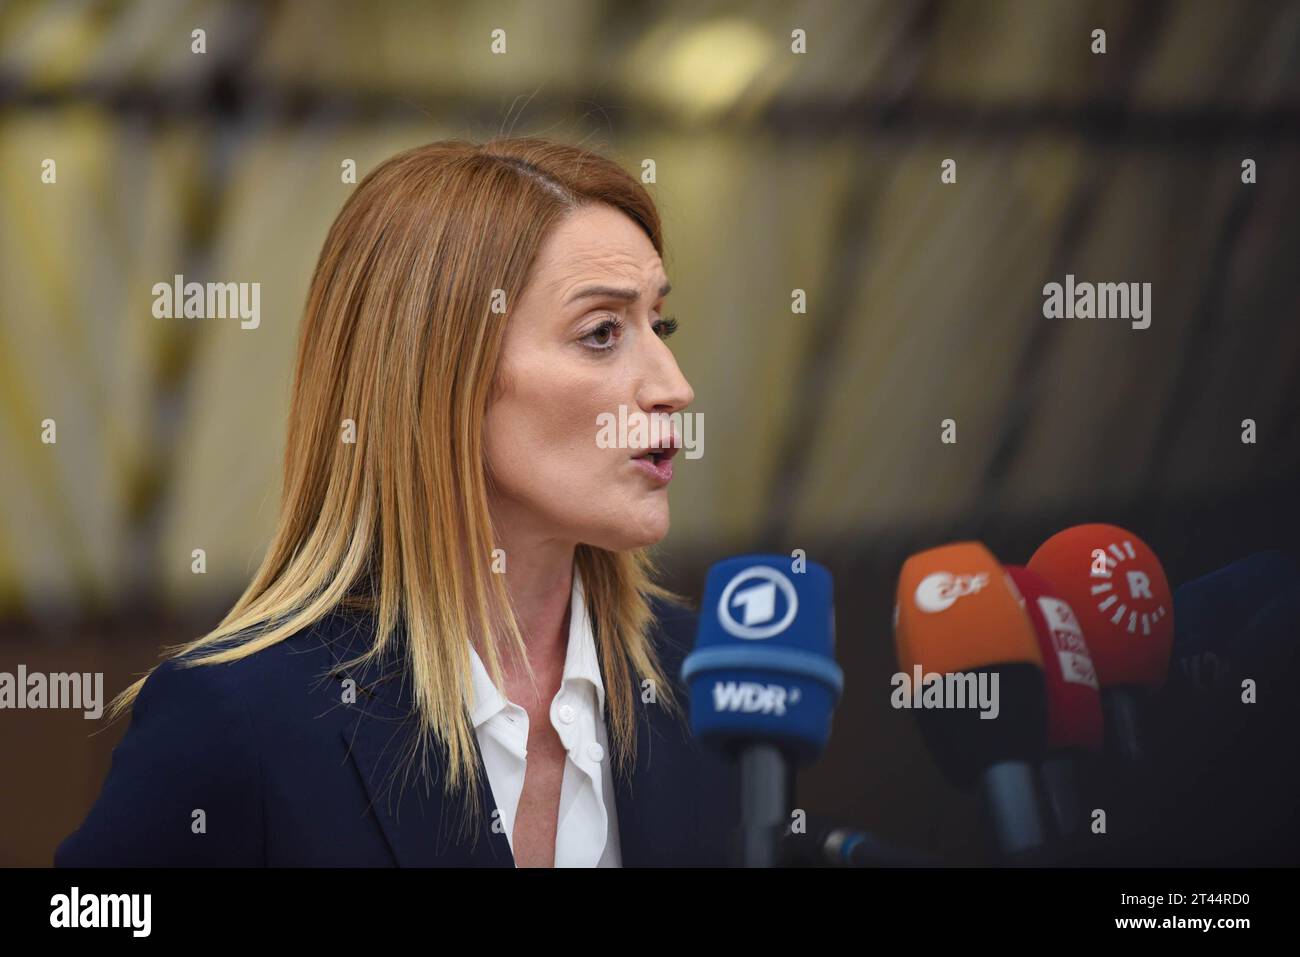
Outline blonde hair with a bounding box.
[108,137,686,832]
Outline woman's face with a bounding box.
[484,202,694,553]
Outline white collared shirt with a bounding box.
[466,569,622,867]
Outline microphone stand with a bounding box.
[735,743,794,867]
[979,758,1048,862]
[1102,687,1145,764]
[780,817,941,867]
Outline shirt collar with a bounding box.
[466,565,605,728]
[562,568,606,716]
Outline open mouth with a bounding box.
[634,446,679,465]
[630,443,679,483]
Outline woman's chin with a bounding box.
[592,507,670,551]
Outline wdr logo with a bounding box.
[711,681,797,716]
[717,566,799,639]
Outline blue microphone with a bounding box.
[681,555,843,866]
[1172,551,1300,693]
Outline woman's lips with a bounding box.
[630,446,676,485]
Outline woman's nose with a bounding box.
[636,338,694,413]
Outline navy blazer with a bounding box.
[54,601,738,867]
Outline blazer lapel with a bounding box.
[321,605,719,867]
[324,611,515,867]
[612,697,652,865]
[613,612,737,867]
[613,681,691,867]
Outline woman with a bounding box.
[55,137,736,867]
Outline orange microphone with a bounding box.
[894,542,1049,861]
[1028,524,1174,763]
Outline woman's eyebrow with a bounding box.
[564,280,672,305]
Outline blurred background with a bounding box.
[2,0,1299,866]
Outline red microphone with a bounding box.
[1005,565,1102,841]
[1028,524,1174,763]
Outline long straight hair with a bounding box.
[107,137,686,827]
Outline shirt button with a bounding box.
[586,742,605,762]
[558,704,576,724]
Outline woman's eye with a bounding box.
[579,313,676,352]
[581,317,623,351]
[655,315,678,339]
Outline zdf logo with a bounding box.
[717,566,799,639]
[914,571,990,613]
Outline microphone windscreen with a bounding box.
[895,542,1042,675]
[1173,550,1300,660]
[682,555,842,764]
[1005,565,1103,753]
[1238,581,1300,682]
[1028,524,1173,689]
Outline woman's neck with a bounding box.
[484,499,577,668]
[502,537,575,661]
